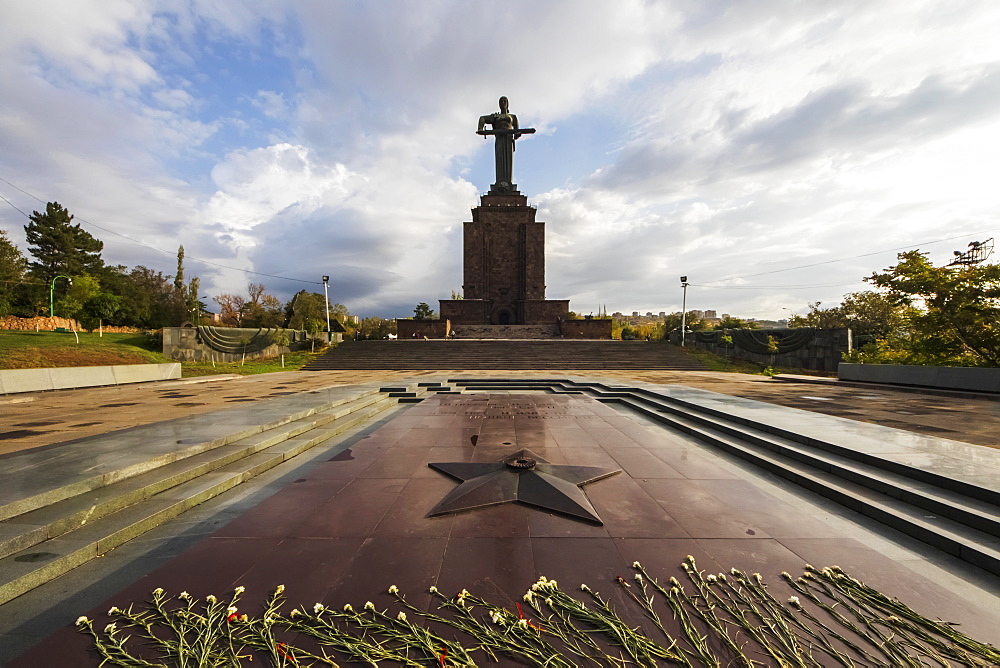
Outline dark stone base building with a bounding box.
[395,188,611,340]
[440,190,569,326]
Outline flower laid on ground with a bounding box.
[73,563,1000,667]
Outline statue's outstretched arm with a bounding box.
[477,114,492,132]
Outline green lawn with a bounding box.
[180,349,324,376]
[0,330,167,369]
[0,330,325,376]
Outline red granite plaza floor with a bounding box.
[12,392,1000,665]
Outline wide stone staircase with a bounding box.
[0,383,405,606]
[302,340,707,371]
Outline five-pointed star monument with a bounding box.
[427,448,622,524]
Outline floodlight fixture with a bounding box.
[946,238,994,267]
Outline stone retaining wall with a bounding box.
[670,327,850,372]
[397,319,450,339]
[0,363,180,395]
[162,326,313,362]
[838,363,1000,393]
[0,316,141,333]
[560,319,613,339]
[452,323,559,339]
[1,315,80,331]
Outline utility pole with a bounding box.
[680,276,689,347]
[322,275,331,334]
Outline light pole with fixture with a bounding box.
[192,295,208,325]
[680,276,689,347]
[322,275,331,334]
[49,275,72,318]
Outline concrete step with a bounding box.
[301,340,706,371]
[652,392,1000,508]
[0,393,397,605]
[650,403,1000,537]
[0,388,387,523]
[0,392,389,561]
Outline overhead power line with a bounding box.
[0,177,321,286]
[689,281,863,290]
[700,230,999,285]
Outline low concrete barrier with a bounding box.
[0,363,181,395]
[838,363,1000,394]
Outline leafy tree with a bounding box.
[788,302,846,329]
[413,302,436,320]
[214,293,246,326]
[186,276,203,324]
[714,316,760,330]
[788,291,910,337]
[54,274,101,321]
[214,283,284,328]
[286,291,329,330]
[174,245,187,316]
[861,251,1000,366]
[105,265,175,328]
[80,293,122,331]
[356,316,396,340]
[450,290,463,300]
[241,283,284,328]
[0,229,28,316]
[24,202,104,283]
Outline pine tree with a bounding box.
[24,202,104,282]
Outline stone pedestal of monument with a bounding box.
[441,191,570,326]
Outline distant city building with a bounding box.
[632,311,639,317]
[611,311,624,318]
[690,310,704,319]
[704,310,717,319]
[658,312,665,317]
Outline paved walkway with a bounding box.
[0,370,426,455]
[2,369,999,455]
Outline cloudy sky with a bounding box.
[2,1,999,320]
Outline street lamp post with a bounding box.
[192,295,208,325]
[49,275,72,318]
[680,276,689,347]
[322,276,331,334]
